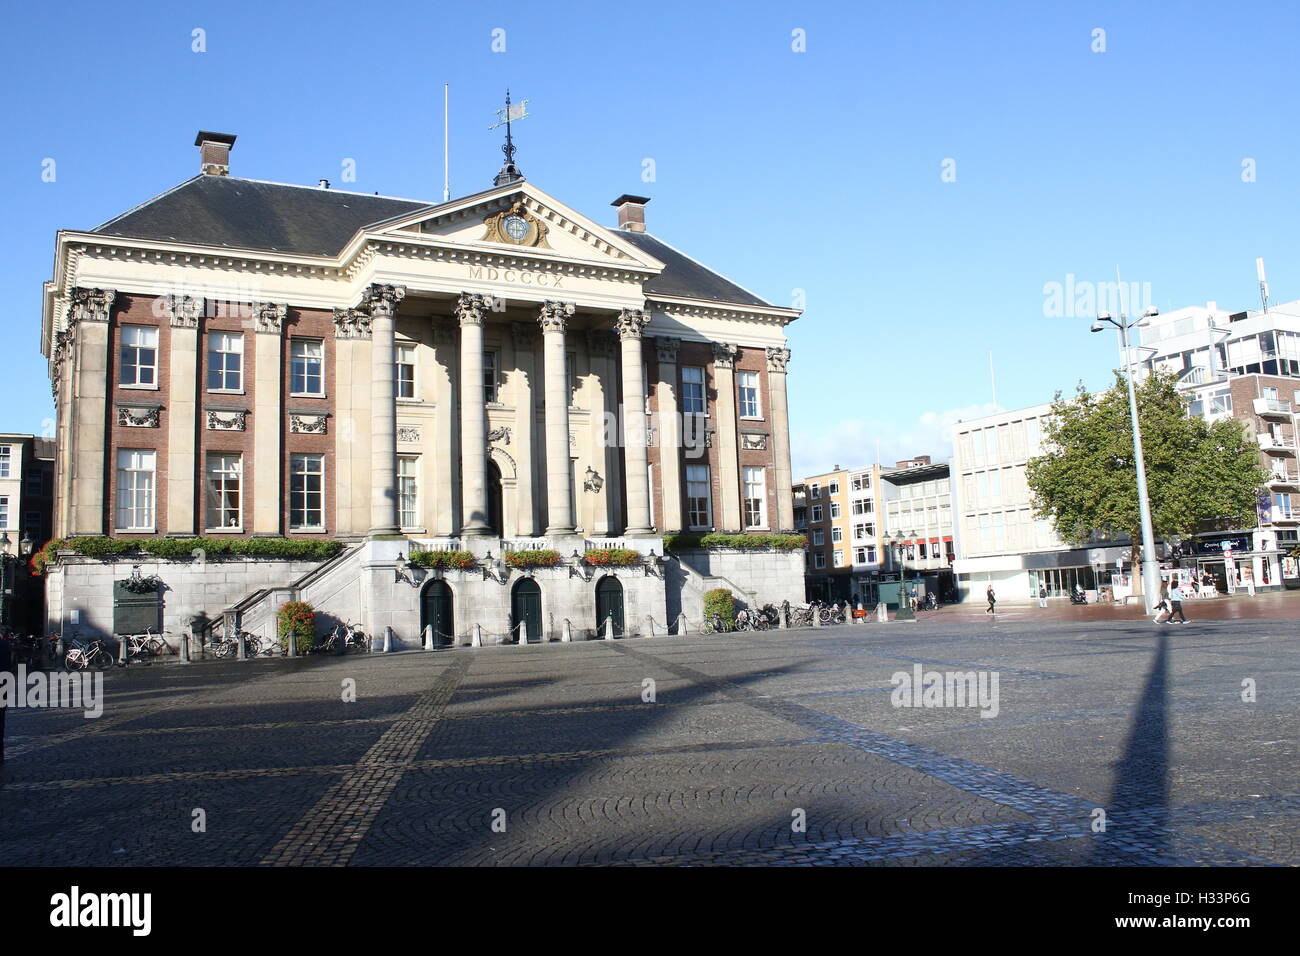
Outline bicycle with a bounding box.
[701,614,732,634]
[329,621,368,654]
[65,639,114,671]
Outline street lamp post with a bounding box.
[892,533,915,620]
[1092,305,1163,613]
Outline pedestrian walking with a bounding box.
[1168,580,1188,624]
[985,585,996,614]
[1038,585,1048,609]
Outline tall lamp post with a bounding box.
[1092,305,1162,612]
[891,532,915,620]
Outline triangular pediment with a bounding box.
[364,181,664,273]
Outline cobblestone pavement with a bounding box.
[1,615,1296,866]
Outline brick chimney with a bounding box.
[195,131,237,176]
[611,194,650,233]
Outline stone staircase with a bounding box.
[224,544,363,640]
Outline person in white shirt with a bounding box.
[1167,582,1188,623]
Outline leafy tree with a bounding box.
[1026,370,1265,592]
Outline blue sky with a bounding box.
[3,0,1299,476]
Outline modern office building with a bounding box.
[1130,300,1300,589]
[879,458,956,601]
[38,130,805,643]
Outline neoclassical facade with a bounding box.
[40,131,803,643]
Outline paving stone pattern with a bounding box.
[1,615,1295,866]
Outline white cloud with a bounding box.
[791,402,1002,479]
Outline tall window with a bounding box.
[484,350,499,403]
[743,466,767,528]
[681,366,706,414]
[116,449,156,530]
[120,326,158,386]
[811,504,823,523]
[0,445,9,478]
[205,454,242,529]
[686,464,711,529]
[737,370,761,418]
[207,332,243,391]
[831,527,843,543]
[290,340,324,395]
[398,456,418,527]
[396,343,416,399]
[289,454,325,529]
[0,496,7,530]
[830,502,841,519]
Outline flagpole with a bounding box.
[442,83,450,203]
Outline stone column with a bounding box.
[363,284,406,536]
[712,343,743,531]
[539,300,577,535]
[766,347,795,531]
[66,288,115,536]
[655,336,684,532]
[617,309,653,535]
[252,302,286,535]
[457,292,493,535]
[510,321,538,536]
[165,294,202,535]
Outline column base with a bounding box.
[623,527,656,537]
[366,527,403,539]
[545,526,576,537]
[460,523,495,536]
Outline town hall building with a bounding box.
[39,130,804,645]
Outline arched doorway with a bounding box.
[595,575,624,637]
[511,578,542,644]
[420,580,454,646]
[488,461,504,538]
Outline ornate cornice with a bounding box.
[333,308,372,340]
[655,336,681,364]
[765,346,791,373]
[456,292,492,327]
[254,301,288,335]
[614,307,649,340]
[711,342,740,369]
[538,300,576,334]
[358,283,407,317]
[164,293,202,328]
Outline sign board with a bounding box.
[113,580,161,635]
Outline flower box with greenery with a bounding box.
[662,532,807,553]
[504,549,561,569]
[409,549,477,570]
[703,588,737,629]
[277,601,316,655]
[30,536,345,575]
[583,547,641,567]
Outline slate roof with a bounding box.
[91,175,777,309]
[93,176,430,257]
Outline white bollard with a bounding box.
[383,626,393,653]
[562,619,572,643]
[519,622,528,646]
[472,623,483,648]
[678,614,688,636]
[604,616,615,641]
[423,624,435,650]
[812,609,822,627]
[876,603,888,623]
[646,616,656,637]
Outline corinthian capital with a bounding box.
[765,347,791,373]
[333,308,372,340]
[456,292,492,326]
[614,308,649,340]
[655,336,681,363]
[359,283,406,317]
[68,287,116,325]
[253,301,287,335]
[164,293,202,328]
[538,300,576,333]
[711,342,740,369]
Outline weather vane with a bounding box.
[490,89,529,186]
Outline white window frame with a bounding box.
[120,325,159,388]
[811,504,823,523]
[681,366,706,416]
[484,349,500,404]
[398,455,419,529]
[115,449,156,531]
[289,453,326,530]
[207,332,244,392]
[205,454,243,531]
[0,445,10,478]
[396,343,417,400]
[813,529,825,546]
[686,464,712,530]
[814,551,826,569]
[830,502,841,519]
[290,339,325,396]
[0,495,8,530]
[737,370,761,419]
[742,466,767,529]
